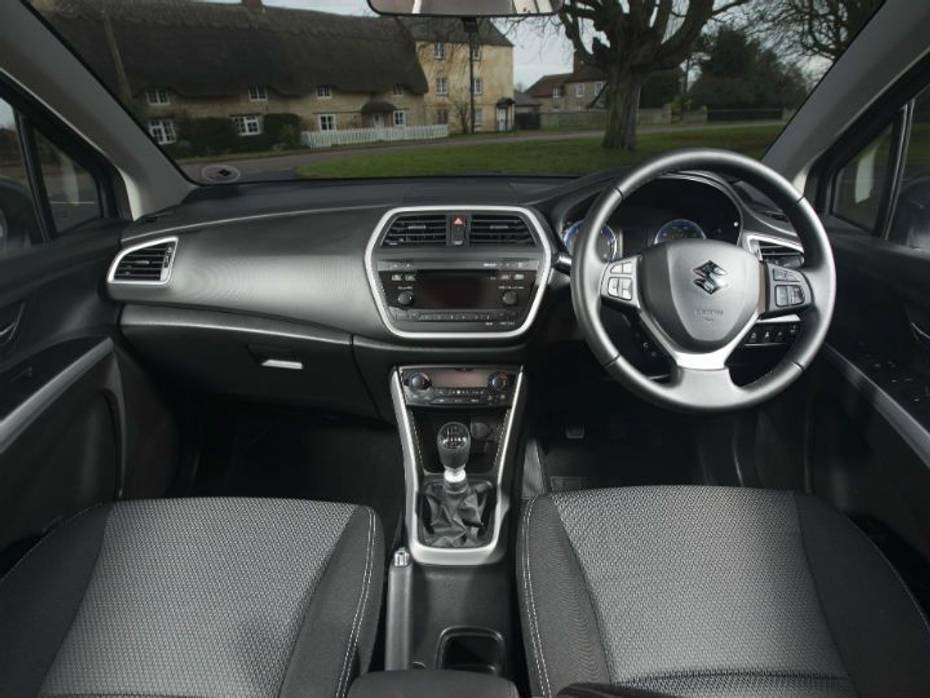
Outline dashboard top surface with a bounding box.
[110,172,802,346]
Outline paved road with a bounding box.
[180,120,784,181]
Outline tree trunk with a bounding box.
[603,68,643,151]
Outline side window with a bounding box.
[0,98,40,256]
[34,129,101,234]
[890,84,930,249]
[833,123,895,231]
[0,88,109,256]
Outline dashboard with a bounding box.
[104,171,801,419]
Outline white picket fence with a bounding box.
[301,124,449,149]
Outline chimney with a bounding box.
[242,0,263,10]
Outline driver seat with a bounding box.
[518,486,930,698]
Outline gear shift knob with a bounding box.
[437,422,471,491]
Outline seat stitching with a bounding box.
[335,508,375,698]
[519,500,543,695]
[623,667,854,687]
[0,502,107,588]
[521,497,552,698]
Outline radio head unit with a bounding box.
[366,207,552,339]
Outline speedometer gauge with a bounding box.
[562,220,619,262]
[654,218,706,245]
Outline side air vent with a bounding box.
[756,240,804,268]
[109,238,177,284]
[469,214,535,246]
[382,214,448,246]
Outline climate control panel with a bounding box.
[399,366,518,408]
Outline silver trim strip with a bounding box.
[0,338,113,455]
[107,236,179,286]
[390,367,524,566]
[260,358,303,371]
[365,206,553,341]
[824,344,930,470]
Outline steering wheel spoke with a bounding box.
[763,263,813,317]
[600,255,642,310]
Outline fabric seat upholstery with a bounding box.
[518,486,930,698]
[0,497,383,698]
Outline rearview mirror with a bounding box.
[369,0,562,17]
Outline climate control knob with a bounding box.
[396,291,415,307]
[409,372,431,392]
[501,291,519,306]
[488,372,511,392]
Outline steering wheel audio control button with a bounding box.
[766,263,812,314]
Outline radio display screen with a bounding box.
[414,271,501,309]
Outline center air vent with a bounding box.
[469,214,535,246]
[382,214,448,247]
[109,238,177,284]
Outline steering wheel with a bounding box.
[571,149,836,412]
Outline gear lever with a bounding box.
[436,422,471,493]
[421,421,491,548]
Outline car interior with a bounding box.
[1,1,930,697]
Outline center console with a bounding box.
[365,206,552,340]
[391,365,523,566]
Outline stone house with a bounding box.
[526,59,607,114]
[35,0,515,147]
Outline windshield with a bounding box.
[29,0,880,184]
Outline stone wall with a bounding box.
[538,104,672,130]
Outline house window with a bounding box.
[232,114,263,137]
[318,114,336,131]
[594,81,605,95]
[436,109,449,125]
[434,42,445,60]
[553,86,564,99]
[148,119,177,145]
[474,108,484,128]
[146,88,170,106]
[393,110,407,127]
[393,85,405,97]
[248,86,268,102]
[316,85,333,98]
[471,44,482,61]
[436,77,448,96]
[472,78,483,96]
[575,83,585,98]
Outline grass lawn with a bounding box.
[297,124,783,178]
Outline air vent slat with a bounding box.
[756,240,804,267]
[470,214,534,246]
[111,240,176,283]
[382,214,448,247]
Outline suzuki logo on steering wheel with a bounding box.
[693,260,729,295]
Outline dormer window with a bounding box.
[317,85,333,98]
[146,88,170,106]
[393,85,405,96]
[434,42,445,60]
[248,86,268,102]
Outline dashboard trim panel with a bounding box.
[364,205,553,341]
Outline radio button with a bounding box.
[396,291,415,306]
[501,291,519,306]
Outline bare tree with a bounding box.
[744,0,881,62]
[558,0,751,150]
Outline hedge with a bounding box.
[165,112,305,158]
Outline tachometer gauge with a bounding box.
[654,218,706,245]
[562,220,619,262]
